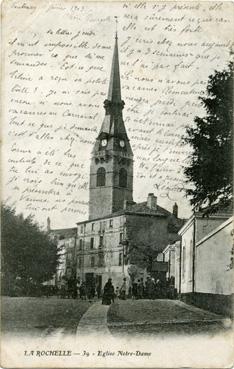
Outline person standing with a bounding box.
[155,279,161,299]
[60,276,68,299]
[80,281,86,300]
[145,277,155,299]
[86,282,94,302]
[145,277,151,299]
[132,280,138,299]
[115,286,120,299]
[137,278,144,299]
[76,279,81,299]
[71,276,77,299]
[119,277,127,300]
[102,278,115,305]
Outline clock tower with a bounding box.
[89,32,133,220]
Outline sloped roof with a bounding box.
[125,201,171,217]
[77,201,182,224]
[196,200,233,217]
[49,227,76,238]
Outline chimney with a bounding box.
[124,200,135,210]
[147,193,157,209]
[173,203,178,218]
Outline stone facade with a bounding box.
[76,195,184,289]
[49,227,77,285]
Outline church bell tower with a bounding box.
[89,32,133,220]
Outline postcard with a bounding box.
[1,0,233,367]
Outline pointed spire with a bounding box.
[107,23,121,103]
[96,19,131,144]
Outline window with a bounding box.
[119,252,123,266]
[119,168,127,188]
[97,167,106,186]
[109,219,113,228]
[80,225,84,234]
[78,258,82,268]
[79,239,83,250]
[91,223,95,231]
[91,256,95,267]
[99,235,103,248]
[120,232,123,243]
[98,251,104,267]
[90,237,94,249]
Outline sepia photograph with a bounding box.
[1,0,233,367]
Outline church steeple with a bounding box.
[89,26,133,220]
[97,30,129,142]
[107,33,121,103]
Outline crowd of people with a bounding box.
[129,276,177,300]
[59,277,98,300]
[58,275,177,302]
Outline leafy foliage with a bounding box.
[183,62,233,210]
[1,204,60,295]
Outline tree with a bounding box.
[183,62,233,211]
[1,204,60,295]
[128,241,159,273]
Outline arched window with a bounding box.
[97,167,106,186]
[119,168,127,188]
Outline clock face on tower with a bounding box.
[101,139,107,147]
[119,140,125,148]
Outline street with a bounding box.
[2,296,230,338]
[1,297,91,337]
[108,299,230,337]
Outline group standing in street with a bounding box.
[57,275,176,301]
[130,276,177,300]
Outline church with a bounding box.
[50,32,184,291]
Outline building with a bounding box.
[195,217,233,316]
[163,208,233,315]
[48,219,77,285]
[75,33,184,291]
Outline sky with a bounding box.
[2,1,233,229]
